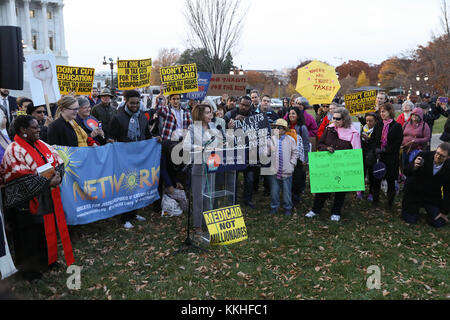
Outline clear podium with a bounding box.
[190,147,247,216]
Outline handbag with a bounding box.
[372,158,386,180]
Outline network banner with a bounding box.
[55,139,161,225]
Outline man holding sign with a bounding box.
[305,107,361,222]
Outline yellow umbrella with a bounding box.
[295,60,340,105]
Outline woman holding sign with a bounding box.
[305,107,360,222]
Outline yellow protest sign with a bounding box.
[344,90,377,115]
[56,65,95,95]
[203,205,248,246]
[160,63,198,95]
[117,58,152,90]
[296,60,340,105]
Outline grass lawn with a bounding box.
[2,175,449,300]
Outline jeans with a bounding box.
[270,175,293,210]
[243,166,257,203]
[402,202,447,228]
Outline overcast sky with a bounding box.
[64,0,444,73]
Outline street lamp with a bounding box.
[230,66,245,75]
[103,56,118,92]
[416,74,430,96]
[278,81,281,98]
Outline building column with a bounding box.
[22,0,33,52]
[57,2,68,58]
[6,0,18,26]
[41,0,50,53]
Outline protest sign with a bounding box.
[203,205,248,246]
[344,90,377,115]
[207,74,248,97]
[182,72,212,101]
[160,63,198,95]
[27,54,61,107]
[308,149,365,193]
[56,65,95,95]
[54,139,161,225]
[296,60,340,105]
[117,58,152,90]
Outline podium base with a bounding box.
[172,235,209,255]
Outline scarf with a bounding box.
[125,106,141,141]
[363,125,374,137]
[70,120,88,147]
[381,119,393,149]
[329,123,361,149]
[3,136,74,267]
[403,112,411,122]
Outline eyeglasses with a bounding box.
[333,117,342,121]
[240,103,251,107]
[435,151,448,159]
[34,110,45,114]
[67,107,79,111]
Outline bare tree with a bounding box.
[151,48,180,85]
[184,0,247,73]
[441,0,450,37]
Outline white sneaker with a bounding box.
[305,211,316,218]
[123,221,134,229]
[330,215,341,222]
[135,214,146,222]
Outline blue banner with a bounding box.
[182,72,212,101]
[54,139,161,225]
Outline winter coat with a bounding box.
[402,108,431,152]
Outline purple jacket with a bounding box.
[283,110,318,137]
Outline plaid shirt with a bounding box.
[158,104,192,141]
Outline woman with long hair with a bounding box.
[287,106,309,205]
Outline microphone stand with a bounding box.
[173,165,208,255]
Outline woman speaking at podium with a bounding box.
[183,104,221,242]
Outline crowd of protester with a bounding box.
[0,85,449,281]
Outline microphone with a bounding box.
[203,136,216,148]
[216,125,227,148]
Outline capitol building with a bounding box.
[0,0,68,97]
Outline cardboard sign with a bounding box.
[203,205,248,246]
[160,63,198,95]
[57,65,95,95]
[344,90,377,115]
[308,149,365,193]
[27,54,61,106]
[207,74,248,97]
[117,58,152,90]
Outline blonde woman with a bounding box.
[47,96,97,147]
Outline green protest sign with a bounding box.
[308,149,365,193]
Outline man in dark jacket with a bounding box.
[91,88,117,140]
[109,90,151,143]
[109,90,152,229]
[401,142,450,228]
[0,88,18,129]
[224,96,259,208]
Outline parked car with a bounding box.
[271,98,283,109]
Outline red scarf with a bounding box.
[13,136,75,267]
